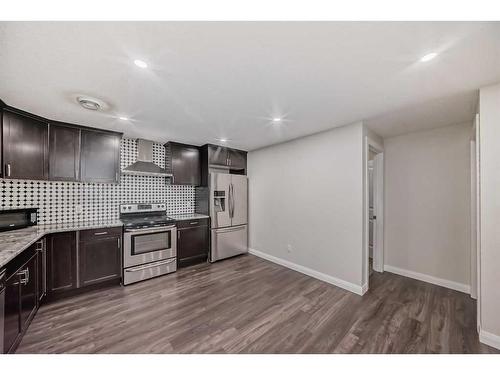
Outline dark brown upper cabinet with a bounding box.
[205,144,247,170]
[199,144,247,185]
[165,142,201,185]
[1,102,123,183]
[2,109,49,180]
[207,144,229,166]
[80,130,121,183]
[49,123,81,181]
[228,148,247,170]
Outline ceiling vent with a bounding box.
[77,96,102,111]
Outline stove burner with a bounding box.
[119,203,175,230]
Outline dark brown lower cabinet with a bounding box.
[47,231,78,296]
[3,270,21,353]
[3,247,39,353]
[79,229,121,287]
[47,228,122,298]
[177,219,209,267]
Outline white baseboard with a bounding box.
[248,248,364,295]
[479,329,500,350]
[361,283,368,295]
[384,265,470,294]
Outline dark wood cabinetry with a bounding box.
[36,239,47,304]
[47,228,121,298]
[3,269,21,353]
[3,246,39,353]
[19,254,38,329]
[79,228,121,287]
[0,102,122,183]
[47,231,78,295]
[228,148,247,170]
[207,144,229,166]
[199,144,247,186]
[80,130,121,183]
[204,144,247,170]
[49,123,81,181]
[165,142,201,185]
[2,109,49,180]
[177,218,209,267]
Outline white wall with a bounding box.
[248,122,365,293]
[384,122,472,292]
[478,82,500,348]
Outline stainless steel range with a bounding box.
[120,203,177,285]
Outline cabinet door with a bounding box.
[2,110,49,180]
[49,123,81,181]
[3,272,21,353]
[178,225,209,266]
[48,232,77,294]
[79,235,121,287]
[80,130,121,183]
[228,149,247,170]
[171,143,201,185]
[208,145,228,166]
[19,253,38,329]
[36,239,47,304]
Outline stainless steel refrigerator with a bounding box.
[209,173,248,262]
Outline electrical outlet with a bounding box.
[75,204,83,215]
[187,201,192,209]
[287,244,293,253]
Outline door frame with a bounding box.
[363,135,384,293]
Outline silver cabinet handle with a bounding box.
[35,239,44,251]
[117,237,121,249]
[126,225,176,233]
[189,221,199,225]
[5,163,11,177]
[125,258,175,272]
[17,269,28,285]
[94,231,108,236]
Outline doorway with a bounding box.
[364,139,384,292]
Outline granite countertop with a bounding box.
[0,214,210,268]
[0,220,123,269]
[169,213,210,221]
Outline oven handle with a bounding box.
[125,258,176,272]
[125,225,176,234]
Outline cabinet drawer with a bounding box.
[79,226,122,241]
[176,218,209,229]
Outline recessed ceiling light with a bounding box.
[119,116,129,121]
[420,52,438,62]
[218,138,228,143]
[272,117,282,123]
[77,96,102,111]
[134,59,148,68]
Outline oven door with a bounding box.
[123,225,177,268]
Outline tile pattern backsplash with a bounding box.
[0,138,194,224]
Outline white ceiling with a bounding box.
[1,22,499,150]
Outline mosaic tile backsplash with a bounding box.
[0,138,195,224]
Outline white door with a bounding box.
[474,113,481,333]
[470,139,477,299]
[372,153,384,272]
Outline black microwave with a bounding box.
[0,208,38,232]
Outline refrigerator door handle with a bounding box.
[214,225,246,233]
[229,183,234,218]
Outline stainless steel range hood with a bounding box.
[122,139,172,177]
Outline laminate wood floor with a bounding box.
[17,254,498,354]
